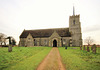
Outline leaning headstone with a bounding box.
[87,46,90,52]
[83,45,85,50]
[92,44,96,54]
[8,45,12,52]
[80,45,82,50]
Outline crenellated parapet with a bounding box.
[69,14,80,18]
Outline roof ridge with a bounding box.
[25,27,69,31]
[20,28,71,38]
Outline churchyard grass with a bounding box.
[0,47,52,70]
[58,47,100,70]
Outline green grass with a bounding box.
[58,47,100,70]
[0,47,52,70]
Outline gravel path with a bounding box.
[36,47,65,70]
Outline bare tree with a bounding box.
[84,36,94,46]
[0,33,7,45]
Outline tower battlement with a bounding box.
[69,15,80,18]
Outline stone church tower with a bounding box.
[69,6,82,46]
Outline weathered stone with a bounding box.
[65,46,67,49]
[80,45,82,50]
[8,46,12,52]
[92,44,96,54]
[87,46,90,52]
[83,45,85,50]
[91,45,93,50]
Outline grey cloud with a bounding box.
[83,24,100,33]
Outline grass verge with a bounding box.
[58,47,100,70]
[0,47,52,70]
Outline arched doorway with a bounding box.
[53,40,57,47]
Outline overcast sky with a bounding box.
[0,0,100,45]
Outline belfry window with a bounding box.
[73,20,75,24]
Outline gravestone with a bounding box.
[91,45,93,50]
[8,45,12,52]
[80,45,82,50]
[83,45,85,50]
[92,44,96,54]
[65,46,67,49]
[87,46,90,52]
[7,37,12,52]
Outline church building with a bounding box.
[19,8,82,47]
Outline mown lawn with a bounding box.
[0,47,52,70]
[59,47,100,70]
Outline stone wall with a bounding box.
[19,33,34,47]
[26,33,34,46]
[62,37,72,46]
[19,38,26,46]
[19,36,72,47]
[34,38,49,46]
